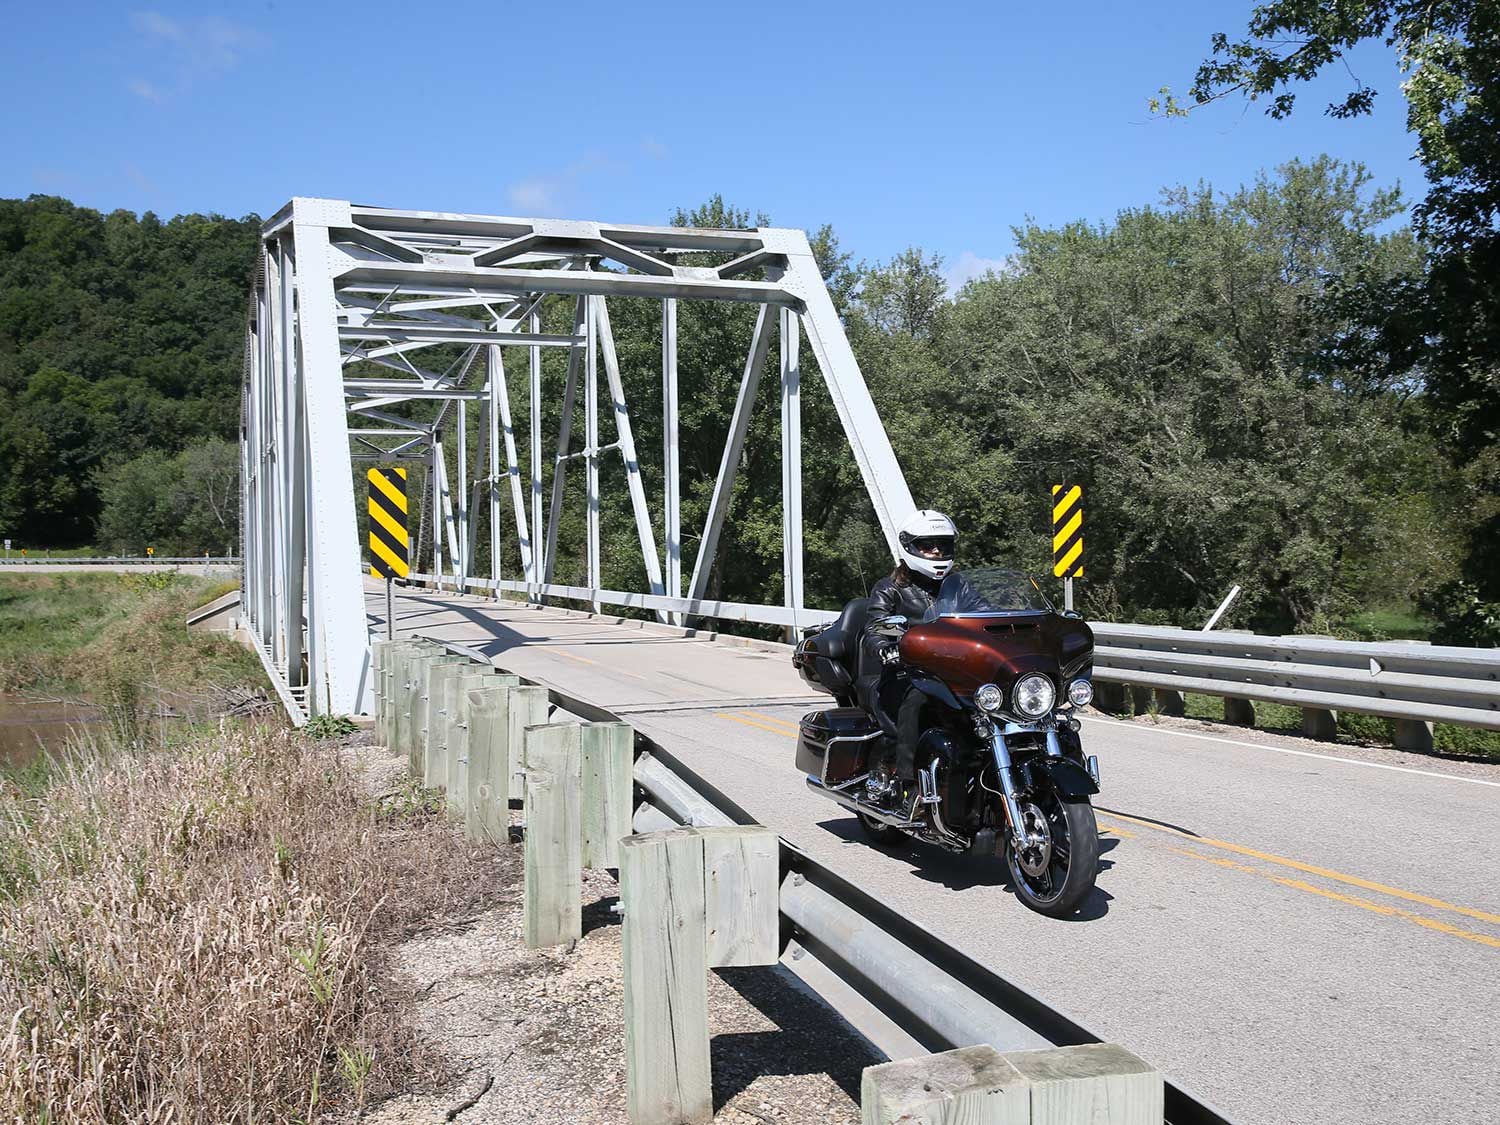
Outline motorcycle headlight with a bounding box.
[1014,673,1055,718]
[1067,678,1094,708]
[974,683,1004,712]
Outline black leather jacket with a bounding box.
[867,573,940,623]
[856,571,942,732]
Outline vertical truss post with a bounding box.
[279,239,307,687]
[780,307,803,638]
[287,199,371,715]
[436,437,460,586]
[467,392,490,586]
[528,310,544,591]
[687,304,775,602]
[456,400,468,590]
[263,245,285,666]
[593,298,665,606]
[544,295,587,584]
[662,298,682,625]
[489,348,503,595]
[431,437,444,588]
[489,343,535,583]
[585,295,601,611]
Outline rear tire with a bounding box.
[1006,792,1098,918]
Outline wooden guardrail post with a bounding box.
[1223,697,1255,726]
[862,1043,1162,1125]
[580,721,635,871]
[862,1045,1028,1125]
[697,825,779,967]
[463,680,522,843]
[621,829,712,1125]
[523,722,583,948]
[1007,1043,1163,1124]
[421,659,472,790]
[445,670,510,819]
[1301,706,1338,741]
[386,642,429,759]
[508,685,551,797]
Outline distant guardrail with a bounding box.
[1,556,239,565]
[397,573,1499,742]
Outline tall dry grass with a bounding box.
[0,724,500,1122]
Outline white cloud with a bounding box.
[127,10,266,101]
[945,250,1008,293]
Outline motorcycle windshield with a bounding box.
[926,568,1051,619]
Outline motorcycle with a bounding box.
[791,568,1102,917]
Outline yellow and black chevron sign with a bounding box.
[1051,484,1083,579]
[367,467,409,580]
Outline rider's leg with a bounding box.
[894,688,923,781]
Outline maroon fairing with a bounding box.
[898,612,1093,698]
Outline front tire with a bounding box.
[1005,791,1098,917]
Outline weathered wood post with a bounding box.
[621,828,712,1125]
[523,722,583,949]
[371,641,389,743]
[1301,706,1339,741]
[444,670,508,819]
[507,685,550,804]
[1007,1043,1163,1125]
[464,679,522,843]
[861,1045,1029,1125]
[580,721,635,870]
[697,825,779,967]
[422,659,473,790]
[387,641,430,758]
[410,654,464,778]
[1223,697,1256,726]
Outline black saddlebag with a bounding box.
[795,707,884,785]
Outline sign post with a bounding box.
[1051,484,1083,612]
[367,467,410,640]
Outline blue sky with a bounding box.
[3,2,1417,286]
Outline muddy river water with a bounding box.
[0,693,106,768]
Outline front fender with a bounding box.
[1021,755,1099,798]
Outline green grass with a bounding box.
[0,572,261,699]
[1162,691,1500,760]
[1335,606,1434,642]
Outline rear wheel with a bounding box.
[857,812,900,844]
[1005,789,1098,917]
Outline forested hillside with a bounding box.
[0,158,1492,640]
[0,197,257,547]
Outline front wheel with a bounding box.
[1005,790,1098,918]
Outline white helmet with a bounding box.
[898,509,957,581]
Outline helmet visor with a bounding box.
[905,535,954,561]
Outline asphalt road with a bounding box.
[373,584,1500,1125]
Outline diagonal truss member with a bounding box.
[241,198,914,716]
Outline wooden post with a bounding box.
[421,659,471,790]
[862,1045,1028,1125]
[464,679,521,843]
[508,685,551,806]
[1301,706,1338,741]
[1128,685,1152,715]
[1007,1043,1163,1125]
[580,721,635,871]
[371,641,389,744]
[399,650,450,773]
[1153,688,1186,717]
[1093,682,1128,715]
[1223,697,1255,726]
[523,722,583,949]
[445,671,508,819]
[388,642,430,761]
[620,829,712,1125]
[696,825,779,967]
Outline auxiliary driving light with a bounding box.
[974,683,1004,712]
[1067,678,1094,708]
[1014,673,1055,718]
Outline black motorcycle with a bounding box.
[792,568,1102,917]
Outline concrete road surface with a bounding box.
[372,584,1500,1125]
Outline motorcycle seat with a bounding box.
[820,597,870,663]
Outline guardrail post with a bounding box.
[445,670,509,819]
[523,722,583,948]
[621,828,712,1125]
[463,679,522,842]
[1153,688,1185,717]
[581,721,635,870]
[1223,697,1255,726]
[861,1044,1028,1125]
[1301,707,1338,741]
[405,652,459,774]
[386,642,429,758]
[1093,682,1127,715]
[509,685,551,796]
[371,641,390,743]
[1128,686,1152,715]
[422,660,473,789]
[1007,1043,1163,1124]
[697,825,779,967]
[1393,718,1435,753]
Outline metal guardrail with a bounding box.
[416,632,1233,1125]
[1,556,239,565]
[1092,625,1500,731]
[400,575,1499,732]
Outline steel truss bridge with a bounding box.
[240,198,915,716]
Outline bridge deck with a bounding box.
[370,583,1500,1125]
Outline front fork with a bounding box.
[988,722,1064,850]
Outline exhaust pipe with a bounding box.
[805,777,922,830]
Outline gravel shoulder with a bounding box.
[338,739,879,1125]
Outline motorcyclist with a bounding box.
[856,509,959,795]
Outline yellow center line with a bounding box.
[742,710,801,732]
[547,648,648,681]
[1169,847,1500,952]
[1096,820,1138,839]
[1102,809,1500,928]
[718,712,799,739]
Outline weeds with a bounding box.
[306,713,359,740]
[0,723,501,1122]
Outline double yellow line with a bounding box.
[715,709,1500,951]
